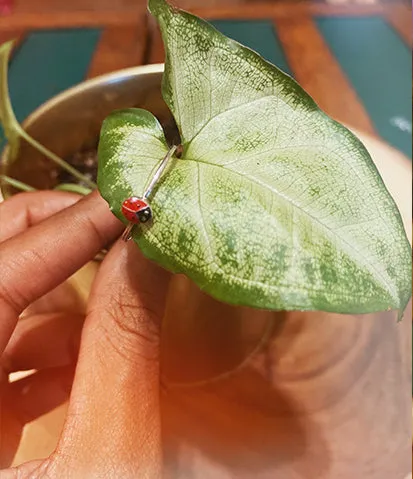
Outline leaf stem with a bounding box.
[54,183,92,195]
[0,174,36,192]
[19,129,97,190]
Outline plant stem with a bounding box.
[0,174,36,192]
[54,183,92,195]
[19,129,97,189]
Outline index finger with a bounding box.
[0,190,80,242]
[0,191,123,354]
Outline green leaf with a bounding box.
[0,40,22,161]
[98,0,411,317]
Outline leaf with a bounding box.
[98,0,411,317]
[0,40,22,161]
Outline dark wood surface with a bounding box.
[386,6,413,46]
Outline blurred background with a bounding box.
[0,0,411,157]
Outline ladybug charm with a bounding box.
[120,144,178,242]
[120,197,152,242]
[121,197,152,224]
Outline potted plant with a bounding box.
[0,0,411,473]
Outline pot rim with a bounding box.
[21,63,165,130]
[0,63,165,168]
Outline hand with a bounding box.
[0,191,170,478]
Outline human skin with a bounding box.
[0,191,169,478]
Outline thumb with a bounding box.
[52,240,170,478]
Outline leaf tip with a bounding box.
[148,0,175,19]
[397,297,411,322]
[0,39,15,57]
[396,308,406,322]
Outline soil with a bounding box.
[60,144,99,186]
[60,116,181,187]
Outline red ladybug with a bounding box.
[121,197,152,224]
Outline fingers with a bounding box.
[0,191,80,242]
[2,312,83,372]
[0,191,123,355]
[1,365,74,469]
[21,280,87,318]
[54,241,170,478]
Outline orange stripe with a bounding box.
[87,20,148,79]
[147,16,164,65]
[386,5,412,47]
[191,3,387,20]
[275,16,376,136]
[0,11,139,29]
[0,3,392,30]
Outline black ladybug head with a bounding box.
[136,206,152,223]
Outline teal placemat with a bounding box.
[211,20,291,75]
[316,17,412,158]
[0,28,101,150]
